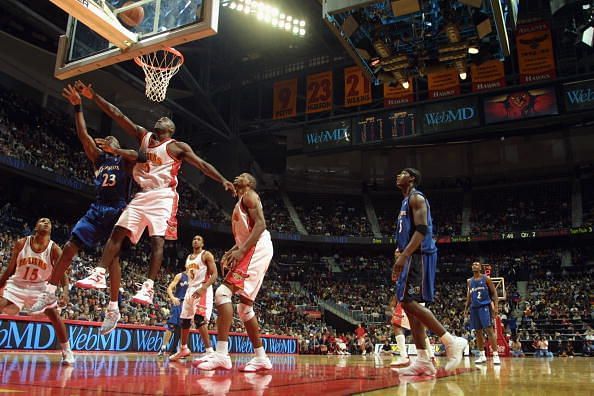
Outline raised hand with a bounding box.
[95,138,117,154]
[74,80,95,100]
[223,180,236,197]
[62,84,81,106]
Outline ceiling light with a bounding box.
[402,81,410,89]
[284,22,291,30]
[237,4,244,11]
[286,15,293,22]
[229,2,237,9]
[271,18,278,26]
[293,19,299,25]
[300,20,306,27]
[292,26,299,34]
[459,72,468,80]
[279,13,285,19]
[244,6,251,13]
[299,28,306,36]
[468,47,479,54]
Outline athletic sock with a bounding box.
[108,301,118,311]
[396,334,408,358]
[255,346,266,358]
[440,332,454,347]
[216,341,228,355]
[96,267,106,275]
[145,279,154,288]
[417,349,430,361]
[425,337,435,358]
[60,341,71,351]
[205,347,214,353]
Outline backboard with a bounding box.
[52,0,219,80]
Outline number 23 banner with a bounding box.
[306,71,333,114]
[273,78,298,120]
[344,66,372,107]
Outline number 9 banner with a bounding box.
[273,78,298,120]
[306,71,333,114]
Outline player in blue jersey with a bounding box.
[30,84,137,317]
[391,168,468,376]
[158,264,190,357]
[464,261,500,365]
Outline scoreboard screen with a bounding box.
[353,110,417,144]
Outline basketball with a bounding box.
[118,2,144,28]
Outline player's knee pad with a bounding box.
[237,303,255,323]
[194,314,205,328]
[215,284,232,306]
[180,318,192,329]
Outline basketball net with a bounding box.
[134,47,184,102]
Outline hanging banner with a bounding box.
[427,69,460,99]
[344,66,372,107]
[383,79,414,107]
[484,87,558,124]
[516,20,556,83]
[273,78,297,119]
[306,71,333,114]
[471,60,506,92]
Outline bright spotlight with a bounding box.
[459,72,467,80]
[229,2,237,9]
[299,28,306,36]
[279,13,285,19]
[244,6,251,13]
[292,26,299,34]
[237,4,244,11]
[300,20,306,27]
[468,46,479,54]
[402,81,410,89]
[284,23,291,30]
[286,15,293,22]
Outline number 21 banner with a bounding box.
[273,78,297,119]
[306,71,333,114]
[344,66,372,107]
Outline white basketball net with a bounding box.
[135,48,184,102]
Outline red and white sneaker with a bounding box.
[130,281,154,305]
[169,347,191,361]
[192,351,215,366]
[392,359,436,376]
[390,356,410,367]
[196,352,232,371]
[75,267,107,289]
[445,337,468,371]
[240,356,273,372]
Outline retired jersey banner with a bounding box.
[344,66,372,107]
[471,60,506,92]
[306,71,333,114]
[516,21,556,84]
[273,78,297,119]
[383,79,414,107]
[484,87,558,124]
[427,69,460,99]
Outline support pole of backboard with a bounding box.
[49,0,138,49]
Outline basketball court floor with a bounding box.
[0,353,592,395]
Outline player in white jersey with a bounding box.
[72,81,235,335]
[0,218,75,365]
[198,173,274,372]
[169,235,217,362]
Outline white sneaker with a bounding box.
[169,347,191,361]
[197,352,232,370]
[240,356,273,372]
[75,267,107,289]
[30,290,58,315]
[130,281,154,305]
[492,354,501,365]
[362,350,367,355]
[475,355,487,364]
[192,351,215,366]
[445,337,468,371]
[61,349,75,365]
[390,356,410,367]
[392,359,436,376]
[100,308,121,335]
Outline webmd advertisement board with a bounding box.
[0,316,298,354]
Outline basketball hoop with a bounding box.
[134,47,184,102]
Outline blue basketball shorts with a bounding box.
[166,303,183,331]
[395,252,437,303]
[71,202,126,248]
[470,305,493,330]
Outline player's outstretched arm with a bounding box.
[74,80,147,142]
[95,138,139,163]
[169,141,235,195]
[62,85,101,164]
[0,238,25,289]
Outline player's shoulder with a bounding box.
[14,237,27,250]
